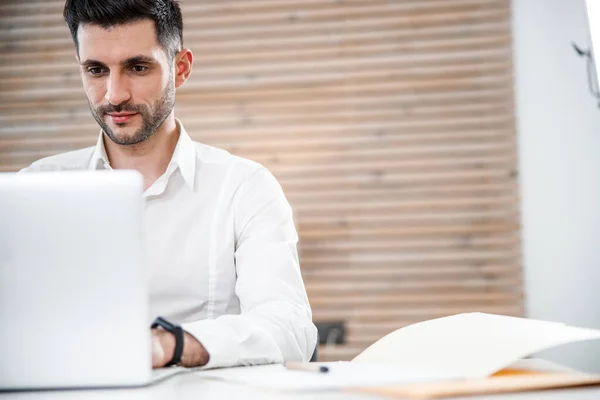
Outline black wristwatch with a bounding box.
[151,316,184,367]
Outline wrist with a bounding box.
[151,316,209,368]
[156,329,177,366]
[180,332,210,367]
[151,317,184,367]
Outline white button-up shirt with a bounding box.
[21,120,317,368]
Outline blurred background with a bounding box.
[0,0,599,372]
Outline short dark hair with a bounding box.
[63,0,183,59]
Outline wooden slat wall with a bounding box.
[0,0,523,361]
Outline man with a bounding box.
[21,0,317,369]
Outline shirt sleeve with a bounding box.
[182,166,318,369]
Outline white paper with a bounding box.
[352,312,600,379]
[507,358,577,374]
[196,362,460,391]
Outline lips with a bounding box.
[107,113,137,124]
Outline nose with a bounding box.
[105,72,131,106]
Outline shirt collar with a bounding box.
[169,119,196,191]
[88,132,111,171]
[87,118,196,191]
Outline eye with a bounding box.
[132,65,148,73]
[87,67,106,76]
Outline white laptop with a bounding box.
[0,170,163,390]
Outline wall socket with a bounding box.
[314,321,346,345]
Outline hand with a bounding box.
[151,328,210,368]
[151,328,175,368]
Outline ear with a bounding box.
[174,48,193,89]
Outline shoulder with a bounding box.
[191,141,284,201]
[193,141,270,181]
[20,147,95,172]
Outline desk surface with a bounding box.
[2,371,600,400]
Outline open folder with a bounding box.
[197,313,600,397]
[351,312,600,398]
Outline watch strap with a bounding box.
[151,316,184,367]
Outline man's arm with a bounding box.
[151,328,208,368]
[153,166,317,369]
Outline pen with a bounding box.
[284,362,329,373]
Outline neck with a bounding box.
[104,114,179,190]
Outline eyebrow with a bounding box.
[80,55,156,68]
[121,55,156,66]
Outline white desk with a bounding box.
[2,371,599,400]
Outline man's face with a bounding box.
[77,20,175,145]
